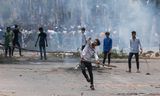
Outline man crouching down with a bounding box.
[81,39,100,90]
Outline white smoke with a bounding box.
[0,0,159,51]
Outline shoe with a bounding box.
[136,70,140,73]
[86,78,91,82]
[90,85,95,90]
[126,70,131,73]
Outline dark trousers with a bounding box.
[39,45,46,60]
[81,61,93,85]
[128,53,139,70]
[103,52,111,64]
[5,46,12,57]
[12,41,21,56]
[81,45,85,51]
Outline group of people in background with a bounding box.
[80,27,143,90]
[4,25,22,57]
[4,25,143,90]
[4,25,48,60]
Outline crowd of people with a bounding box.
[4,25,22,57]
[80,27,143,90]
[3,25,143,90]
[4,25,48,60]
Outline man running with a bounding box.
[81,39,100,90]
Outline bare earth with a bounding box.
[0,52,160,96]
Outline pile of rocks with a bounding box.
[141,51,160,58]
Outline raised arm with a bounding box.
[87,37,92,46]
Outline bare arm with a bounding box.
[94,52,100,64]
[94,53,99,61]
[35,35,39,47]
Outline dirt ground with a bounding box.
[0,52,160,96]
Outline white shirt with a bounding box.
[130,38,142,53]
[81,44,99,62]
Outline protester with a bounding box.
[81,38,100,90]
[103,32,112,67]
[12,25,22,56]
[35,27,48,60]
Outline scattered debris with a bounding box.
[81,92,84,96]
[155,52,160,57]
[145,93,160,96]
[19,74,22,77]
[116,93,145,96]
[150,85,160,89]
[146,73,151,75]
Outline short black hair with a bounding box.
[7,27,11,30]
[132,31,136,34]
[95,39,101,46]
[39,27,43,31]
[105,32,110,36]
[15,24,18,28]
[81,27,85,31]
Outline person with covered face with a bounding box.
[81,38,100,90]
